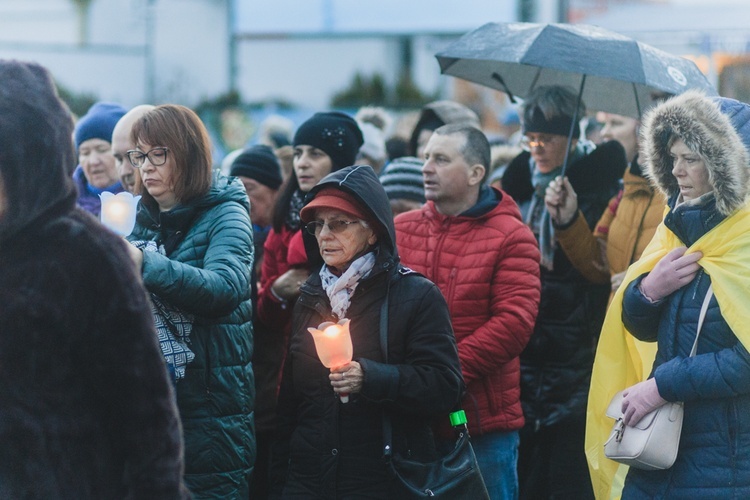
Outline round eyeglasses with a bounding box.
[304,220,361,236]
[126,147,170,168]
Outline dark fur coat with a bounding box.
[0,203,188,499]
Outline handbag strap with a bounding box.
[689,284,714,357]
[379,278,394,460]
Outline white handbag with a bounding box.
[603,285,713,471]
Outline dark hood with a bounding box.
[0,60,77,244]
[408,100,481,156]
[641,90,750,216]
[301,165,397,271]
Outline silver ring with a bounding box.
[341,372,346,380]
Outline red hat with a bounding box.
[300,187,369,223]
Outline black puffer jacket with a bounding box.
[503,140,625,428]
[270,165,464,498]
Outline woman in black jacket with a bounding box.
[270,165,464,498]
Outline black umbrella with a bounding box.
[436,21,716,174]
[437,21,716,118]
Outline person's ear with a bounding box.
[468,164,485,187]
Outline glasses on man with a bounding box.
[126,147,170,168]
[520,135,560,151]
[304,219,361,236]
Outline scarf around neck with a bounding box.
[525,142,591,270]
[319,251,376,319]
[526,166,562,270]
[285,189,306,231]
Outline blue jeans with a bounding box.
[472,430,519,500]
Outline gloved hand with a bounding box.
[544,176,578,226]
[639,246,702,302]
[621,378,667,426]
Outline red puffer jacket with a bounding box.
[395,188,541,435]
[257,226,308,330]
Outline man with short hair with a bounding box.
[395,123,541,500]
[111,104,155,194]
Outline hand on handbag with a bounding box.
[621,378,667,426]
[639,247,702,302]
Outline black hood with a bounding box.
[301,165,397,271]
[0,60,77,243]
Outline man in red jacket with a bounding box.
[394,123,541,499]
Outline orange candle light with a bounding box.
[308,319,353,402]
[100,192,141,237]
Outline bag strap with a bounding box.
[689,284,714,358]
[379,279,394,461]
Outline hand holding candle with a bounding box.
[100,191,140,237]
[308,319,354,402]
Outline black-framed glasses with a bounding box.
[126,147,170,168]
[304,219,361,236]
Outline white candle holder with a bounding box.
[100,191,141,237]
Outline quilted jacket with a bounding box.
[556,165,667,289]
[395,186,541,436]
[129,172,255,499]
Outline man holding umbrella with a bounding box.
[501,85,626,499]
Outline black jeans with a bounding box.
[518,413,595,500]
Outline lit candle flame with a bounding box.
[308,319,353,403]
[100,192,141,237]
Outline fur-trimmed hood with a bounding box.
[641,90,750,215]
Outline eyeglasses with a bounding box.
[126,147,170,168]
[304,219,361,236]
[520,135,560,151]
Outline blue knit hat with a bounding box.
[74,102,127,150]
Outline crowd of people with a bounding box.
[3,55,750,500]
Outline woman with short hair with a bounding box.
[125,104,255,498]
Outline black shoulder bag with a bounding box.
[379,275,490,498]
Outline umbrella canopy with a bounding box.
[436,22,717,118]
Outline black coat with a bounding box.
[270,165,464,498]
[0,201,188,499]
[503,141,626,428]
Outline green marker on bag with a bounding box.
[449,410,467,427]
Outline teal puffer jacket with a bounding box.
[129,172,255,499]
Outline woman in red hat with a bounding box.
[269,165,464,498]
